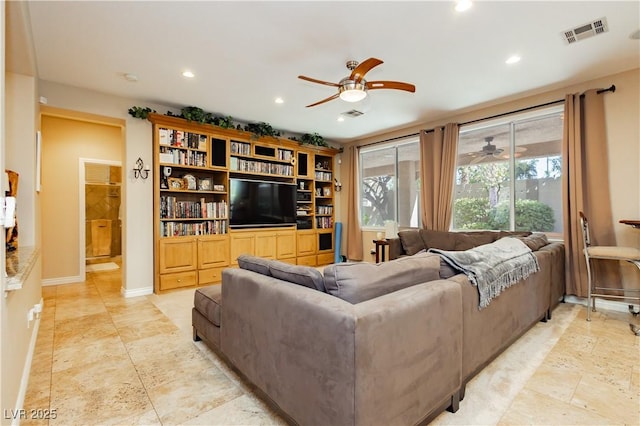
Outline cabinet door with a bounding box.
[276,231,296,259]
[255,233,276,259]
[198,236,230,269]
[159,238,197,273]
[230,233,255,264]
[297,231,316,256]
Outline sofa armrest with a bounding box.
[387,237,405,260]
[220,269,462,426]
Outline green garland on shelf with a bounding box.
[128,104,329,147]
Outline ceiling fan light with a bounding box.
[339,79,367,102]
[339,89,367,102]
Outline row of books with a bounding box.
[159,147,207,167]
[315,171,332,181]
[230,141,251,155]
[316,217,333,229]
[316,205,333,215]
[159,128,207,150]
[160,197,228,219]
[277,149,294,162]
[160,220,228,237]
[230,157,294,176]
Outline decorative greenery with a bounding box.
[300,132,328,147]
[181,106,211,123]
[243,122,281,139]
[128,104,329,146]
[128,106,155,119]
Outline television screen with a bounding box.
[229,178,297,228]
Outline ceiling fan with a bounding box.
[298,57,416,108]
[470,137,504,164]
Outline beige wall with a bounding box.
[340,68,640,271]
[2,49,44,426]
[40,110,123,281]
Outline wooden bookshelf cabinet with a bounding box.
[149,113,339,293]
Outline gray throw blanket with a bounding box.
[428,237,539,309]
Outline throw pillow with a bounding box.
[237,254,272,276]
[517,233,549,251]
[398,230,425,255]
[269,261,326,292]
[323,252,441,304]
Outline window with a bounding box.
[360,138,420,228]
[452,107,563,236]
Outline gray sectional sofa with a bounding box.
[192,230,565,426]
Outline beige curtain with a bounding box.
[563,89,620,297]
[346,145,363,260]
[419,123,459,230]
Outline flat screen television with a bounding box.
[229,178,297,228]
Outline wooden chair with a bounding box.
[579,211,640,322]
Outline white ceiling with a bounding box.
[13,1,640,143]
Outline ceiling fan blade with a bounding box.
[298,75,340,87]
[305,93,339,108]
[349,58,383,82]
[366,80,416,93]
[470,155,486,165]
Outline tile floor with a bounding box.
[23,268,639,425]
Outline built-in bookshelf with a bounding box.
[149,113,339,292]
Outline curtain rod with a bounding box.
[359,84,616,147]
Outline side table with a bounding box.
[373,239,390,263]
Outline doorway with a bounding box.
[82,160,122,273]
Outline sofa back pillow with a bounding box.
[269,261,326,292]
[398,230,426,255]
[454,231,498,251]
[419,229,458,251]
[323,252,441,304]
[237,254,272,276]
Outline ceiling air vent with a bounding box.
[342,109,364,118]
[563,17,608,44]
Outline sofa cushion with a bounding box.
[517,233,549,251]
[237,254,272,276]
[398,230,426,255]
[269,261,326,292]
[194,285,222,327]
[454,232,498,251]
[419,229,458,251]
[323,252,441,304]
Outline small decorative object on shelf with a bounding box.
[198,178,212,191]
[213,184,225,192]
[183,174,197,190]
[168,177,185,190]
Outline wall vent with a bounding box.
[342,109,364,117]
[563,17,608,44]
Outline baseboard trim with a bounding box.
[42,275,82,286]
[121,286,153,298]
[12,298,43,426]
[564,295,637,313]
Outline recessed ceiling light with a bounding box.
[275,97,284,104]
[124,73,138,82]
[455,1,472,12]
[337,116,345,122]
[505,55,521,65]
[182,70,195,78]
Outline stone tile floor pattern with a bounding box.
[22,267,639,425]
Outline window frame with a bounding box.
[359,136,420,231]
[454,105,564,236]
